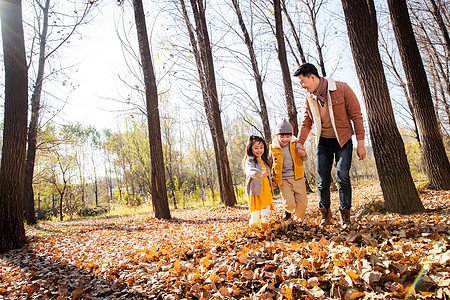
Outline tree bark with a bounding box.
[23,0,51,225]
[132,0,171,219]
[381,38,421,144]
[231,0,272,144]
[341,0,424,214]
[274,0,298,136]
[387,0,450,190]
[179,0,223,199]
[181,0,236,206]
[429,0,450,54]
[409,7,450,134]
[0,0,28,252]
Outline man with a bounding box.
[293,63,366,228]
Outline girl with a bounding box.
[243,135,274,225]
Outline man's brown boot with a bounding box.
[340,209,351,229]
[319,207,331,227]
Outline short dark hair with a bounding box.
[293,63,320,78]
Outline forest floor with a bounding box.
[1,185,449,300]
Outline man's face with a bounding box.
[297,74,319,93]
[279,134,292,146]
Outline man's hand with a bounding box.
[261,171,269,178]
[297,144,307,157]
[357,145,366,160]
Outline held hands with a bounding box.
[297,145,307,157]
[271,181,278,189]
[260,171,269,178]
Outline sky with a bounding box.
[26,0,396,137]
[51,2,133,132]
[59,5,123,129]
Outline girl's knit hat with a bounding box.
[276,118,293,134]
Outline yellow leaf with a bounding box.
[348,270,359,279]
[210,272,220,282]
[282,286,293,299]
[290,243,301,250]
[227,270,235,279]
[201,256,211,268]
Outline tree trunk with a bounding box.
[165,165,178,209]
[194,0,236,207]
[94,179,98,207]
[132,0,171,219]
[387,0,450,190]
[59,190,64,221]
[179,0,222,201]
[273,0,298,136]
[180,0,236,206]
[409,7,450,134]
[23,0,51,225]
[341,0,424,214]
[382,40,421,143]
[0,0,28,253]
[429,0,450,54]
[231,0,272,144]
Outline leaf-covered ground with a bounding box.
[1,185,449,299]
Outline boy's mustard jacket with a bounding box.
[270,136,307,185]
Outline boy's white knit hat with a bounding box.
[276,118,293,134]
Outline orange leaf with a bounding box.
[71,288,84,299]
[218,286,231,297]
[348,270,359,279]
[238,253,248,263]
[173,259,181,272]
[350,292,365,298]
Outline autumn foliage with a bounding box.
[0,185,449,299]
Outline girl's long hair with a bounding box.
[242,135,271,168]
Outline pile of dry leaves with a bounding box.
[0,185,449,299]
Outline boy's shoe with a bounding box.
[282,211,292,220]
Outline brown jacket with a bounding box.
[298,78,365,147]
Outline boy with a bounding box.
[270,118,308,221]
